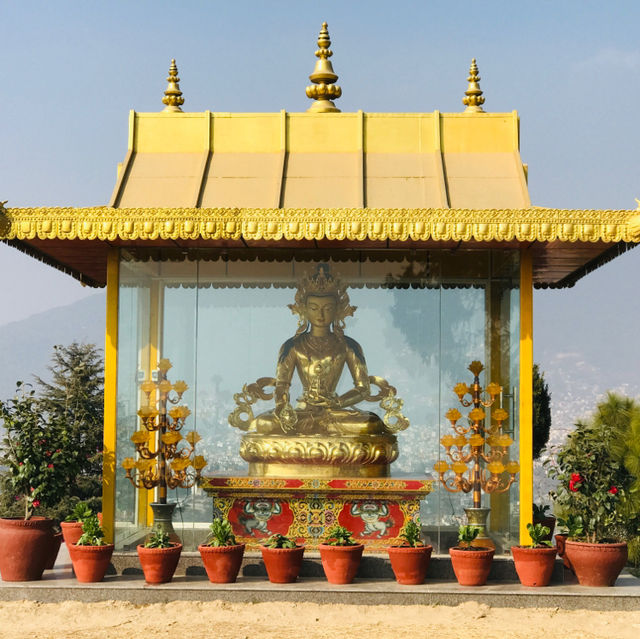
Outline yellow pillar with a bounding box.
[519,249,534,544]
[143,280,163,524]
[102,248,119,544]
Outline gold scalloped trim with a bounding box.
[1,207,639,243]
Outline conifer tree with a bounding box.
[34,342,104,511]
[533,364,551,460]
[0,342,104,518]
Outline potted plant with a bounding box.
[554,513,583,571]
[137,531,182,584]
[61,501,93,548]
[511,522,557,587]
[198,518,246,583]
[449,525,494,586]
[45,523,64,570]
[547,397,637,587]
[532,503,556,541]
[0,386,70,582]
[68,514,114,583]
[319,525,364,585]
[387,519,433,585]
[260,533,305,583]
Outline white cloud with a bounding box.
[576,47,640,71]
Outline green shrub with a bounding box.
[324,525,357,546]
[398,520,423,547]
[76,514,106,546]
[144,531,172,548]
[547,393,640,551]
[262,533,297,549]
[526,523,552,548]
[206,518,238,547]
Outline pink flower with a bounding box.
[18,462,23,466]
[32,500,40,508]
[608,486,618,495]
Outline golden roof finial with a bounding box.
[305,22,342,113]
[462,58,485,113]
[162,59,184,113]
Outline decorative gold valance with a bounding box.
[1,207,639,244]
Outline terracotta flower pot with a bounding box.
[198,543,246,583]
[449,546,494,586]
[387,545,433,585]
[137,543,182,584]
[61,521,84,548]
[511,545,557,587]
[45,532,64,570]
[260,545,305,583]
[0,517,54,582]
[319,543,364,584]
[68,543,114,582]
[564,540,628,587]
[554,533,573,571]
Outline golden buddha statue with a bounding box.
[229,264,410,478]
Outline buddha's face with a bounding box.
[305,295,337,328]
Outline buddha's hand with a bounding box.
[275,402,298,433]
[304,390,340,409]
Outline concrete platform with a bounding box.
[1,543,639,611]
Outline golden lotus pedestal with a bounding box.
[201,476,433,551]
[239,433,399,479]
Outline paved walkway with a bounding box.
[1,544,639,610]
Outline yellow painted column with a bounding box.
[519,249,534,544]
[144,280,162,524]
[102,248,119,544]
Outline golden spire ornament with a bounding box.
[305,22,342,113]
[162,59,184,113]
[462,58,485,113]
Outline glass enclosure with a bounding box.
[115,248,520,552]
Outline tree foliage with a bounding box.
[0,342,104,520]
[546,393,640,551]
[532,364,551,460]
[0,384,85,519]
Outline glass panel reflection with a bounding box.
[115,249,519,553]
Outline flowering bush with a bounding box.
[0,384,84,520]
[546,394,640,544]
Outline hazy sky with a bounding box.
[1,1,639,329]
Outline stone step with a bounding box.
[110,551,567,584]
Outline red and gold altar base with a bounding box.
[202,476,432,551]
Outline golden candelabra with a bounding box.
[122,358,206,504]
[434,361,519,510]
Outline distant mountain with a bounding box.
[0,293,105,400]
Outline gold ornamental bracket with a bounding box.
[305,22,342,113]
[2,207,640,244]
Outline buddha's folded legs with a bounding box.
[251,407,387,436]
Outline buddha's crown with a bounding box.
[301,263,340,297]
[289,264,356,334]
